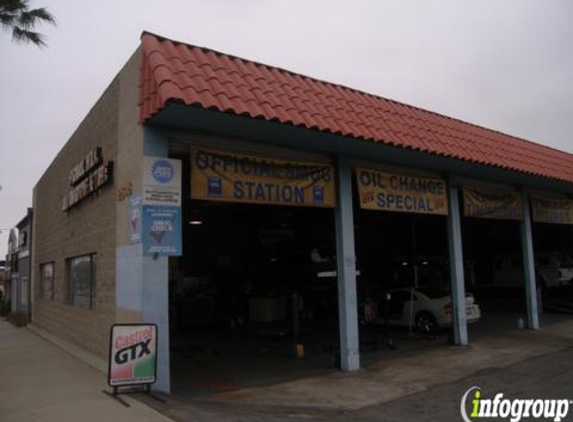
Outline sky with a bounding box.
[0,0,572,257]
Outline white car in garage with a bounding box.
[386,287,481,333]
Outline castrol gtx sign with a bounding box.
[108,324,157,387]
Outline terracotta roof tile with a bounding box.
[139,32,573,184]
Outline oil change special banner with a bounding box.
[463,187,523,220]
[531,195,573,225]
[356,168,448,215]
[108,324,157,387]
[190,149,336,207]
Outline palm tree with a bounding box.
[0,0,55,47]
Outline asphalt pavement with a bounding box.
[2,317,573,422]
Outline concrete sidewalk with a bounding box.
[0,320,174,422]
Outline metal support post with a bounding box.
[447,185,468,345]
[520,190,540,329]
[335,156,360,371]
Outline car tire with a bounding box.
[415,311,438,334]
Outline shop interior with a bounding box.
[167,153,572,396]
[169,200,341,395]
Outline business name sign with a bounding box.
[531,195,573,225]
[463,187,523,220]
[356,168,448,215]
[108,324,157,387]
[62,147,113,211]
[142,157,182,256]
[190,149,336,207]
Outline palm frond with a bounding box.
[18,7,55,28]
[0,12,16,26]
[0,0,27,13]
[1,0,54,47]
[12,25,46,46]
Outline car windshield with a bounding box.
[416,287,449,299]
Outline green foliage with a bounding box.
[0,300,11,316]
[0,0,55,47]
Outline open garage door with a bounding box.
[167,146,343,395]
[351,166,474,359]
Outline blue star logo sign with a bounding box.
[152,160,174,184]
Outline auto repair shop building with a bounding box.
[31,32,573,393]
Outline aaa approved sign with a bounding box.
[108,324,157,387]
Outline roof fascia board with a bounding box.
[148,104,573,195]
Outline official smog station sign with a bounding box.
[190,149,336,207]
[531,195,573,225]
[108,324,157,388]
[356,168,448,215]
[463,187,523,220]
[62,147,113,211]
[141,157,182,256]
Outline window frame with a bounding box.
[66,253,96,310]
[39,261,55,300]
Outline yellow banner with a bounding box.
[463,187,523,220]
[191,149,336,207]
[356,168,448,215]
[531,195,573,225]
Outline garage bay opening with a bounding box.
[168,148,340,395]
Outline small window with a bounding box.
[40,262,54,300]
[67,254,96,310]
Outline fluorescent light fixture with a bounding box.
[189,220,203,225]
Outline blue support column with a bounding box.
[520,190,540,330]
[335,156,360,371]
[446,185,468,345]
[142,126,171,392]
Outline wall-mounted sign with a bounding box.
[191,149,336,207]
[69,147,103,185]
[531,195,573,225]
[108,324,157,387]
[62,147,113,211]
[142,156,182,256]
[463,187,523,220]
[142,206,182,255]
[128,195,142,244]
[143,157,181,206]
[356,168,448,215]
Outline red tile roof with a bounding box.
[139,32,573,185]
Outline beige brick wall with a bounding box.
[33,72,122,357]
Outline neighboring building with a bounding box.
[6,228,18,311]
[31,32,573,393]
[15,208,33,320]
[0,260,6,301]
